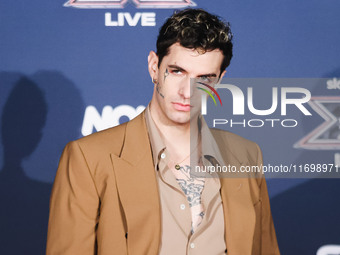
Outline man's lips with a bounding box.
[172,102,191,112]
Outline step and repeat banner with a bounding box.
[1,0,340,254]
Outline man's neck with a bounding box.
[149,102,199,160]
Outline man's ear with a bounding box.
[218,70,227,83]
[148,51,159,82]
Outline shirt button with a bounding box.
[160,153,166,159]
[180,204,186,210]
[190,243,195,249]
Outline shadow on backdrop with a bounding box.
[0,71,85,255]
[23,71,85,182]
[0,77,50,255]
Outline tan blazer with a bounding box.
[46,112,280,255]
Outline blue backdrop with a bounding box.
[1,0,340,254]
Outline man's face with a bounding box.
[149,43,225,125]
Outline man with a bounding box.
[46,8,280,255]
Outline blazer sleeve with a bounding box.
[46,141,99,255]
[256,144,281,255]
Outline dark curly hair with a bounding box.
[156,8,233,74]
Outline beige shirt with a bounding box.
[145,106,227,255]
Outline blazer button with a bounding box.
[225,248,228,253]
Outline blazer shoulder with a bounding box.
[71,121,128,156]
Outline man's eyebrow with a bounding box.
[168,64,186,72]
[168,65,217,77]
[197,73,217,78]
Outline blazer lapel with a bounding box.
[110,112,161,254]
[212,132,256,255]
[220,167,256,255]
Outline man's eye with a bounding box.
[199,76,211,83]
[171,70,182,75]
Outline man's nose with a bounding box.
[178,77,194,99]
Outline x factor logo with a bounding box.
[196,82,223,106]
[64,0,196,9]
[294,96,340,150]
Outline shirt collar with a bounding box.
[198,115,226,168]
[145,104,166,169]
